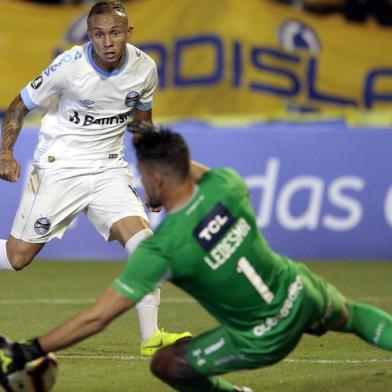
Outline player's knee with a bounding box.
[6,238,43,271]
[150,346,171,379]
[330,299,351,332]
[151,341,195,381]
[7,247,34,271]
[151,345,180,380]
[8,254,32,270]
[338,301,351,331]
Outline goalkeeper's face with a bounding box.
[138,162,163,210]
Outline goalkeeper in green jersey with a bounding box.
[1,127,392,392]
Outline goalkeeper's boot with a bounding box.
[233,386,254,392]
[140,329,192,356]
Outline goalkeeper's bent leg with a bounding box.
[150,341,235,392]
[343,300,392,350]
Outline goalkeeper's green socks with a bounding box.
[344,301,392,350]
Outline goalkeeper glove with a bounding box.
[0,336,44,382]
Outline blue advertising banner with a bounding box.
[0,122,391,260]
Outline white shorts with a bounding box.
[11,166,149,243]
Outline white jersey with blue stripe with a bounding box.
[21,42,158,169]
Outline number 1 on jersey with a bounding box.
[237,257,274,304]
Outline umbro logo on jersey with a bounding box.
[31,76,43,90]
[79,99,95,109]
[125,91,140,108]
[193,203,235,251]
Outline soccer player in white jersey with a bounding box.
[0,0,190,355]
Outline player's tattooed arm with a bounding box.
[0,94,29,182]
[1,94,29,153]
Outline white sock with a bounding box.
[125,229,160,342]
[135,288,161,342]
[0,239,15,271]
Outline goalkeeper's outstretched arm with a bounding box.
[0,287,135,379]
[38,287,134,353]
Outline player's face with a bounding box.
[87,12,132,71]
[138,162,163,209]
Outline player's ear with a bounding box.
[152,170,162,184]
[151,170,164,190]
[87,27,92,42]
[86,18,92,40]
[127,25,133,39]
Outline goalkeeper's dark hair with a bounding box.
[88,1,127,22]
[132,129,191,180]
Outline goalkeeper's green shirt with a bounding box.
[113,168,306,336]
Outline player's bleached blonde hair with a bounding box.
[87,1,127,22]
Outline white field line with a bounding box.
[56,353,392,365]
[284,358,392,364]
[0,297,197,305]
[58,354,149,362]
[0,297,391,305]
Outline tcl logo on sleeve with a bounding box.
[193,203,235,251]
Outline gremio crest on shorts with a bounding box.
[125,91,139,108]
[34,217,51,235]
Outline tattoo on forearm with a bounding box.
[1,95,28,152]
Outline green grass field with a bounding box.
[0,261,391,392]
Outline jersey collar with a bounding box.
[87,42,129,77]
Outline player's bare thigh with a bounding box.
[6,235,45,270]
[109,216,150,246]
[150,339,197,381]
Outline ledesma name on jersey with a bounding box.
[193,203,251,270]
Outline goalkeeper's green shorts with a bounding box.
[186,263,346,376]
